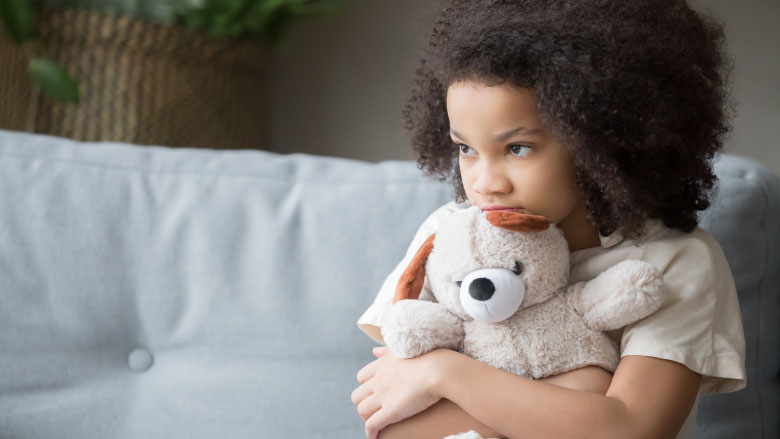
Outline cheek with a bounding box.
[554,164,583,205]
[526,163,581,217]
[459,160,475,193]
[540,172,577,199]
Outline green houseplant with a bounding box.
[0,0,348,149]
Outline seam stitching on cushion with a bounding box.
[0,152,433,184]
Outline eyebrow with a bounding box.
[450,127,542,142]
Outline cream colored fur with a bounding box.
[380,205,665,379]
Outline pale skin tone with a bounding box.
[352,80,703,439]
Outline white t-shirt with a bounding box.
[356,200,747,438]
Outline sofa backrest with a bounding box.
[696,155,780,438]
[0,129,776,438]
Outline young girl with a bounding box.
[352,1,746,438]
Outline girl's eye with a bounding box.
[510,144,532,157]
[457,143,476,156]
[456,143,531,157]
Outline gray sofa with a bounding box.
[0,128,777,438]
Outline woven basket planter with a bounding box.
[0,6,270,150]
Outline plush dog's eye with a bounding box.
[456,281,462,287]
[512,261,523,275]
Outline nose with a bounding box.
[473,162,512,195]
[469,278,495,301]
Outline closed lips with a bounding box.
[480,206,529,213]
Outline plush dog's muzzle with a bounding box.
[459,267,525,323]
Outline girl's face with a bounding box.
[446,80,598,250]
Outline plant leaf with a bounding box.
[0,0,34,44]
[28,58,80,104]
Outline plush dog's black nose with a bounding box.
[469,278,495,301]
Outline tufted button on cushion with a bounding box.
[127,348,154,372]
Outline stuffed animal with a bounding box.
[380,205,666,381]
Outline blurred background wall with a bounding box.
[267,0,780,174]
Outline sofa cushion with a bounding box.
[0,129,453,438]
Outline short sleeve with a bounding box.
[356,200,464,344]
[618,227,747,394]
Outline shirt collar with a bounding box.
[599,229,625,248]
[598,218,667,248]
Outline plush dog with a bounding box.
[380,205,666,380]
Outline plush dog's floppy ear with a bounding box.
[393,233,436,304]
[486,211,550,232]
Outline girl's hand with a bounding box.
[351,346,446,439]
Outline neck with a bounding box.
[557,200,601,252]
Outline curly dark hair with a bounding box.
[401,0,733,241]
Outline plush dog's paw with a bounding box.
[576,259,666,331]
[380,300,465,359]
[612,259,666,312]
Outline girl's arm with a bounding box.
[422,350,701,439]
[377,363,613,439]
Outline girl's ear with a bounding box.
[393,233,436,303]
[486,211,550,232]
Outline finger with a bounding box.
[365,407,401,439]
[351,382,372,405]
[356,393,381,422]
[357,360,378,384]
[373,346,391,358]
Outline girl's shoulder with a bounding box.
[573,218,729,277]
[590,220,746,395]
[624,219,729,276]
